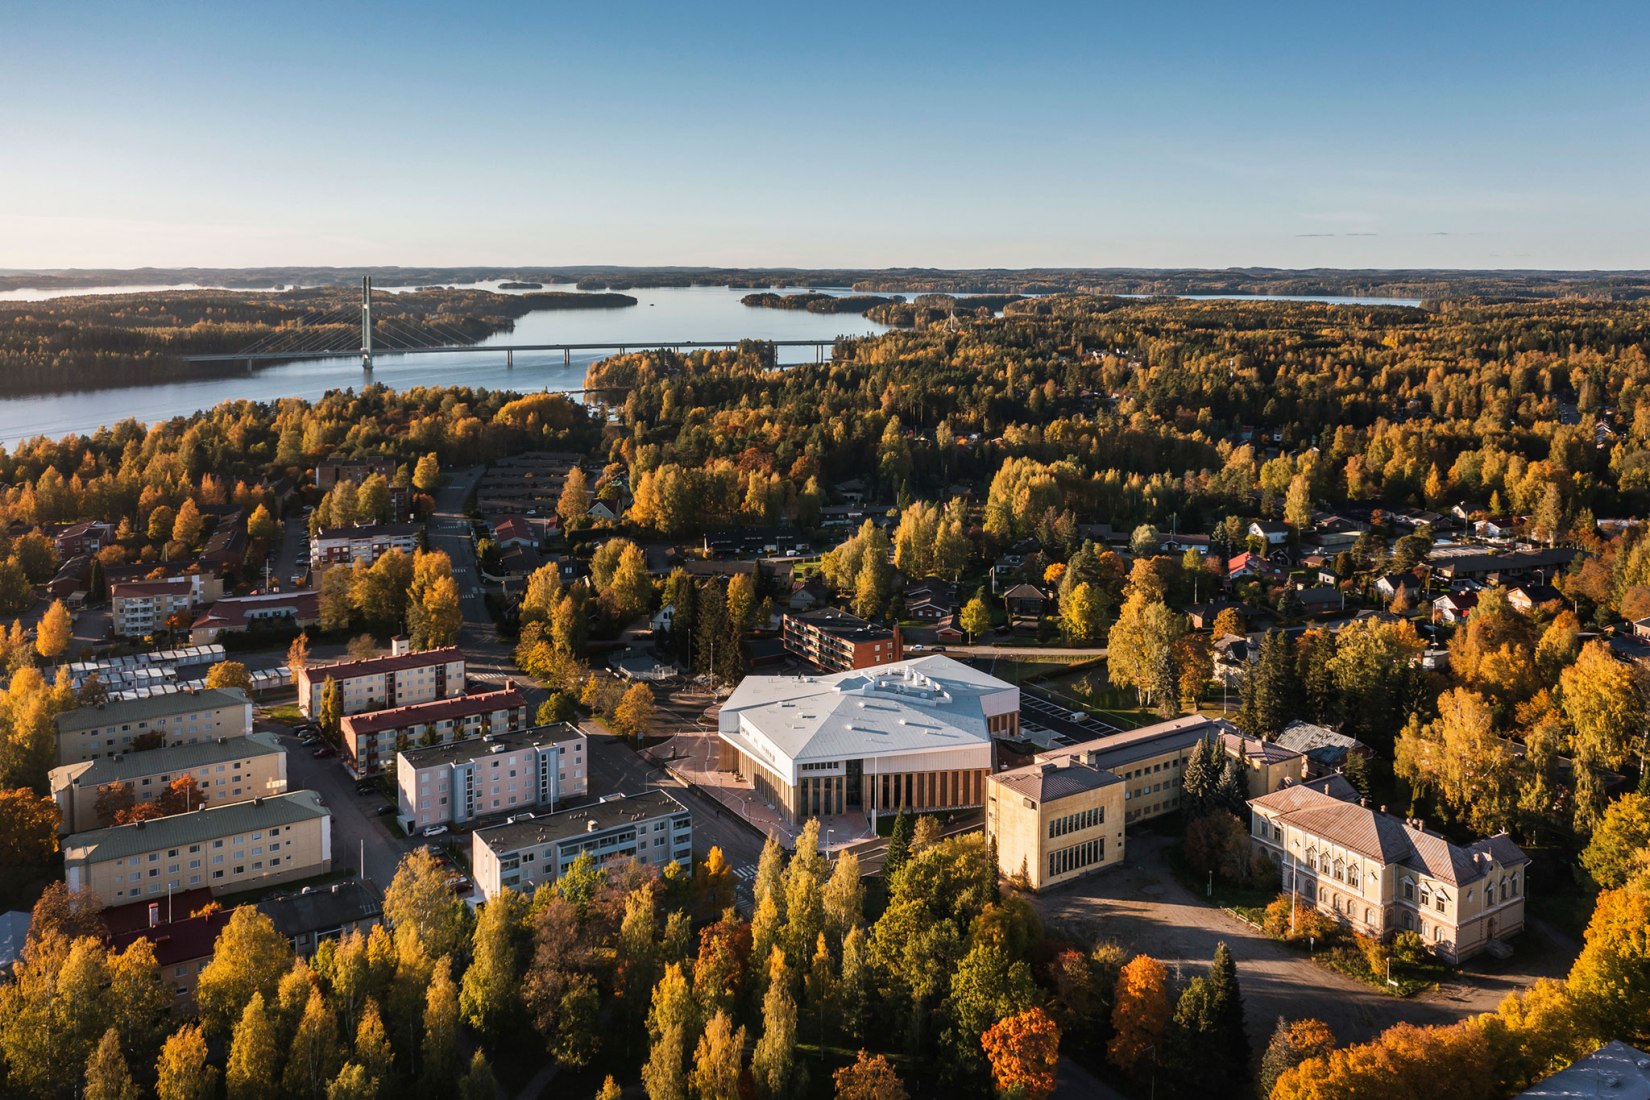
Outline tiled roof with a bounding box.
[108,907,233,967]
[340,688,525,736]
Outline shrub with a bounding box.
[1391,930,1431,968]
[1355,932,1390,977]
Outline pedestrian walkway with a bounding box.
[647,726,879,852]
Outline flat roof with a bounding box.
[474,789,687,853]
[1036,715,1235,772]
[788,607,896,642]
[55,688,250,735]
[991,757,1122,802]
[300,645,463,682]
[63,790,327,864]
[58,730,282,787]
[258,878,383,938]
[340,687,525,736]
[398,722,582,770]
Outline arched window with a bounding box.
[1318,886,1327,902]
[1332,893,1341,912]
[1348,865,1360,889]
[1403,911,1414,930]
[1510,872,1519,896]
[1333,859,1345,882]
[1402,878,1415,900]
[1364,907,1374,924]
[1486,882,1496,905]
[1307,849,1318,872]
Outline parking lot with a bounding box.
[1018,689,1124,746]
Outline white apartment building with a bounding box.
[53,689,254,765]
[295,644,465,719]
[396,723,587,831]
[470,790,691,900]
[310,523,422,567]
[111,575,220,638]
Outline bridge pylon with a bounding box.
[360,276,373,370]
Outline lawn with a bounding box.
[260,702,304,726]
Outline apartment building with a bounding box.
[111,574,221,638]
[1249,782,1530,962]
[396,723,587,831]
[295,644,465,719]
[63,790,332,907]
[53,688,253,765]
[470,790,691,900]
[987,753,1126,891]
[717,655,1018,825]
[50,730,287,833]
[310,523,422,568]
[339,687,528,776]
[314,456,397,490]
[781,608,903,673]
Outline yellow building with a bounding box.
[987,753,1126,890]
[986,715,1243,889]
[1217,730,1308,799]
[53,688,253,765]
[50,731,287,834]
[63,790,332,907]
[1249,782,1529,962]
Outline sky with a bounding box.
[3,1,1648,271]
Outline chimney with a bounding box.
[1359,797,1368,808]
[587,819,599,832]
[391,636,411,657]
[148,902,160,929]
[1379,805,1388,814]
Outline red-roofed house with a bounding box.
[190,591,321,644]
[102,890,232,996]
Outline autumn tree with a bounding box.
[689,1009,746,1100]
[613,681,656,740]
[225,993,278,1100]
[1394,688,1516,835]
[413,453,442,494]
[833,1051,909,1100]
[420,959,462,1094]
[642,963,695,1100]
[752,949,797,1100]
[196,906,297,1035]
[981,1006,1061,1100]
[205,659,254,694]
[1108,592,1184,711]
[1581,793,1650,888]
[1108,955,1170,1072]
[1561,641,1646,833]
[383,847,467,960]
[284,985,343,1099]
[36,599,72,660]
[1258,1017,1336,1099]
[155,1023,218,1100]
[960,591,992,643]
[558,467,591,527]
[460,888,527,1040]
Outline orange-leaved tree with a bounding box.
[1107,954,1169,1072]
[981,1006,1060,1100]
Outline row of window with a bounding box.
[110,853,292,898]
[1048,806,1103,838]
[1047,838,1105,878]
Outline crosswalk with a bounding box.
[732,864,757,882]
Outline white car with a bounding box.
[420,824,448,837]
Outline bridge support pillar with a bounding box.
[564,349,571,366]
[506,349,513,368]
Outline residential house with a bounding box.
[310,523,422,568]
[111,574,222,638]
[1373,574,1418,603]
[904,579,957,621]
[1001,583,1046,622]
[1295,586,1343,616]
[258,879,384,958]
[314,456,397,490]
[1433,591,1479,625]
[103,892,232,996]
[1507,584,1565,616]
[1249,520,1291,546]
[190,591,320,643]
[53,521,115,560]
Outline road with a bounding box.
[1033,830,1573,1051]
[426,466,520,690]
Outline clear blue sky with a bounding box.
[4,1,1647,270]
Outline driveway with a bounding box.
[1032,831,1573,1051]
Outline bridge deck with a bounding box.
[182,338,842,364]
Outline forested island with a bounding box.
[0,288,635,397]
[739,291,902,314]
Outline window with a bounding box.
[1403,879,1415,900]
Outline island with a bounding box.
[740,292,903,314]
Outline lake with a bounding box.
[0,282,1423,446]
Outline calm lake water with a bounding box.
[0,281,1422,446]
[0,283,890,446]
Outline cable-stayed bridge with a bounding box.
[180,277,841,370]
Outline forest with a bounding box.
[739,293,903,315]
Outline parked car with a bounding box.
[421,824,448,837]
[355,781,377,795]
[312,746,336,758]
[374,804,396,816]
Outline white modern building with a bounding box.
[396,723,587,832]
[716,655,1018,824]
[470,790,691,900]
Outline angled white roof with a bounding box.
[720,655,1013,771]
